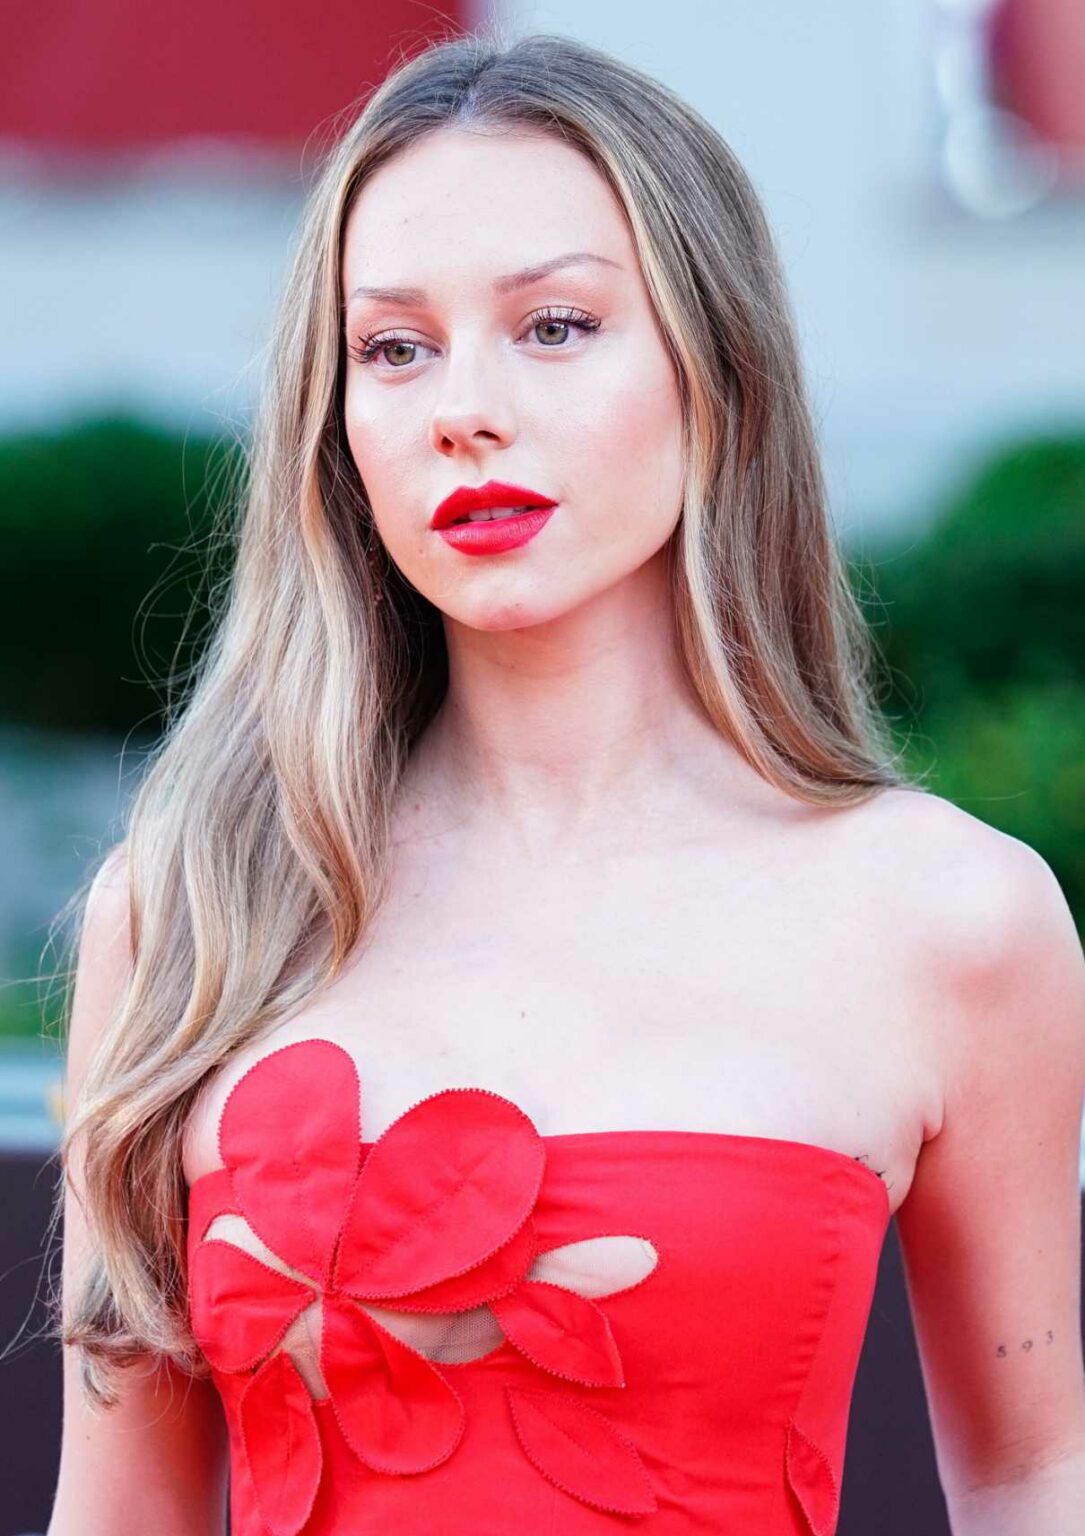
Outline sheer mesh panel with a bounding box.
[363,1300,506,1363]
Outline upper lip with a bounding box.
[430,480,558,529]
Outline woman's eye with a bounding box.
[350,337,425,368]
[530,309,600,348]
[347,307,601,370]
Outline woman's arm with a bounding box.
[47,851,230,1536]
[895,827,1085,1536]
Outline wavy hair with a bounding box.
[47,21,921,1408]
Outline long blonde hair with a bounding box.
[48,22,921,1408]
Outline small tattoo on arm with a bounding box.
[994,1329,1055,1357]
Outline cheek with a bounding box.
[343,385,397,479]
[560,352,684,543]
[544,328,679,445]
[342,396,417,533]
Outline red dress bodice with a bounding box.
[185,1038,890,1535]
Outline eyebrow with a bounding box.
[343,251,623,310]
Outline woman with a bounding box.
[47,26,1085,1536]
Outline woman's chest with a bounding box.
[184,840,934,1216]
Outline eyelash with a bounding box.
[346,306,602,369]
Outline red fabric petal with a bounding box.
[321,1292,465,1474]
[218,1039,362,1287]
[505,1386,657,1517]
[785,1415,840,1536]
[334,1088,545,1299]
[491,1280,625,1387]
[238,1350,323,1536]
[189,1238,316,1373]
[356,1215,537,1314]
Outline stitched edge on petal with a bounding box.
[237,1350,323,1536]
[190,1238,317,1374]
[491,1280,625,1388]
[352,1215,538,1315]
[335,1087,546,1299]
[217,1038,361,1288]
[505,1385,657,1517]
[785,1415,840,1536]
[322,1294,467,1475]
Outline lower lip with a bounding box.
[435,505,557,555]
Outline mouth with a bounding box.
[433,502,558,557]
[447,505,549,526]
[430,480,558,530]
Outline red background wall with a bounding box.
[4,1,470,152]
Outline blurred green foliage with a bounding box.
[859,435,1085,926]
[0,985,60,1043]
[0,415,240,736]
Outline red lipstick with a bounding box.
[430,479,558,557]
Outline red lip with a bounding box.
[430,480,558,529]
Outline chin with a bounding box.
[445,591,567,634]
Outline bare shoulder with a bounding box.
[854,784,1078,978]
[67,843,133,1080]
[80,840,132,966]
[838,784,1081,1103]
[859,785,1084,1143]
[821,783,1051,932]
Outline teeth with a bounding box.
[460,505,535,524]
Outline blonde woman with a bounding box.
[47,26,1085,1536]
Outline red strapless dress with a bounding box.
[185,1038,890,1535]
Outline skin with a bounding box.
[178,125,1085,1527]
[340,124,697,858]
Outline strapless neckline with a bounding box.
[185,1035,890,1215]
[188,1128,889,1215]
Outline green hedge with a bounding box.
[0,415,239,735]
[864,437,1085,699]
[860,434,1085,923]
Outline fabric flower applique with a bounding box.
[187,1038,661,1534]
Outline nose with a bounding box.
[429,337,517,456]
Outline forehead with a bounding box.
[340,127,633,298]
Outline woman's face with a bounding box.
[339,126,685,631]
